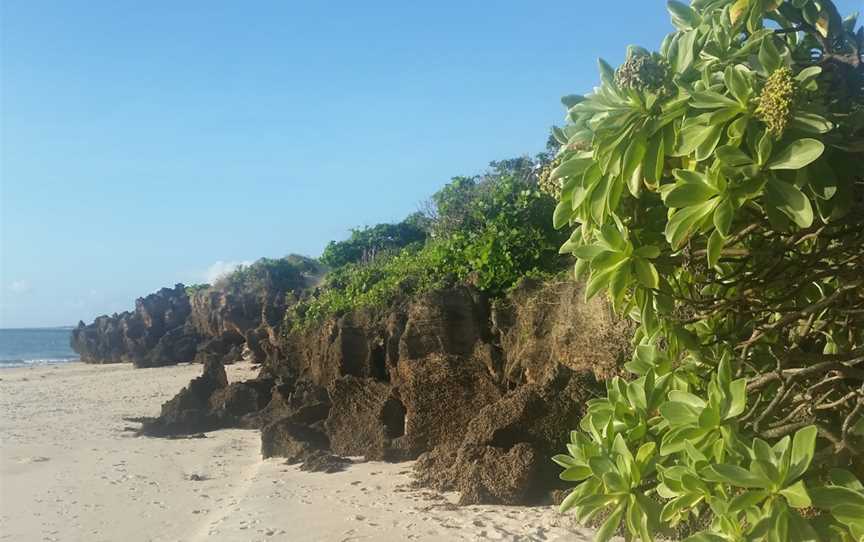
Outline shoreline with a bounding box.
[0,361,597,541]
[0,359,80,370]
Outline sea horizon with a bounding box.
[0,327,80,368]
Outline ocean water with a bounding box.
[0,328,79,368]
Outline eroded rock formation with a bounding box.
[134,278,629,504]
[71,284,200,368]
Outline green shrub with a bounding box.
[319,221,427,268]
[552,1,864,540]
[184,283,211,297]
[291,156,568,327]
[217,254,322,297]
[290,243,448,326]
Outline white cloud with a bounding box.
[203,260,253,284]
[8,280,32,294]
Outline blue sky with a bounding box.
[1,1,860,327]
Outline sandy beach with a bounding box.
[0,361,598,541]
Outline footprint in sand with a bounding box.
[17,456,50,463]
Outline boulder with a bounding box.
[208,378,273,426]
[139,358,228,436]
[398,287,491,360]
[413,368,599,504]
[261,418,329,460]
[260,415,349,473]
[324,376,406,460]
[138,325,199,368]
[390,354,502,458]
[71,284,200,367]
[193,331,247,365]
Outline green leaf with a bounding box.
[559,487,582,513]
[599,58,616,87]
[767,139,825,170]
[701,464,769,488]
[626,496,652,542]
[572,245,605,261]
[713,198,734,237]
[561,465,594,482]
[553,200,573,229]
[694,124,724,162]
[665,199,718,249]
[765,178,814,228]
[787,425,818,482]
[795,66,821,83]
[707,229,724,268]
[829,469,864,491]
[660,401,700,426]
[676,30,698,71]
[811,485,864,510]
[634,245,661,259]
[595,502,625,542]
[603,471,628,494]
[561,94,585,108]
[726,378,747,418]
[667,0,700,29]
[758,36,782,74]
[673,121,714,156]
[682,533,727,542]
[552,155,595,179]
[636,441,656,467]
[598,225,627,251]
[552,454,578,468]
[585,265,619,300]
[725,65,751,104]
[609,263,632,310]
[668,390,706,409]
[691,91,741,109]
[643,134,665,185]
[790,113,833,134]
[716,145,754,167]
[780,480,812,508]
[634,259,660,289]
[757,130,774,166]
[832,504,864,526]
[623,136,647,197]
[729,489,770,512]
[665,180,718,208]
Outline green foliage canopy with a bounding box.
[319,221,427,269]
[216,254,322,297]
[291,156,567,327]
[552,1,864,540]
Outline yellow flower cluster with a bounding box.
[614,52,669,93]
[537,156,563,199]
[756,67,796,135]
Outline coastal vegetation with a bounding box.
[550,0,864,540]
[213,255,323,296]
[289,154,568,327]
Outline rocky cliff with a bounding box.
[71,258,311,369]
[71,284,200,368]
[136,277,631,505]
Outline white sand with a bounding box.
[0,361,599,541]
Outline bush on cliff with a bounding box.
[551,1,864,540]
[319,220,428,268]
[291,155,568,327]
[216,255,323,297]
[184,283,211,297]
